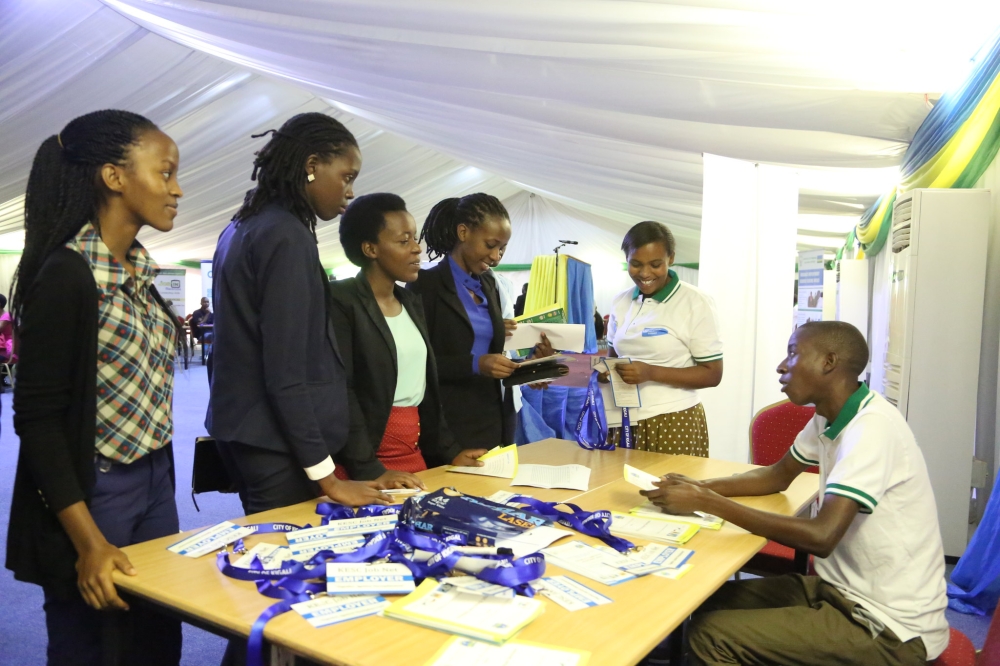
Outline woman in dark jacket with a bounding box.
[330,193,488,479]
[409,193,519,448]
[6,110,184,665]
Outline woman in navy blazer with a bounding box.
[409,194,519,449]
[208,113,390,515]
[329,193,488,479]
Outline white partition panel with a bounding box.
[698,155,798,462]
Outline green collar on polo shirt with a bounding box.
[822,382,872,440]
[632,269,681,303]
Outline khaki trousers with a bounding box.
[688,575,927,665]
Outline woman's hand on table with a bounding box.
[503,319,518,337]
[319,475,391,506]
[479,353,519,379]
[375,470,426,490]
[76,539,136,611]
[640,475,711,514]
[615,360,654,385]
[452,449,488,467]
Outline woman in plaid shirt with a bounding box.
[7,110,185,665]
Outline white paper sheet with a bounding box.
[496,525,574,558]
[448,444,518,479]
[511,464,590,491]
[601,358,641,408]
[623,464,660,491]
[504,323,586,352]
[541,541,636,586]
[429,637,588,666]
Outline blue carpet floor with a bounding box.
[0,363,994,664]
[0,363,242,666]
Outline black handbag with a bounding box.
[191,437,237,511]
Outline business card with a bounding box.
[167,521,254,558]
[326,562,415,595]
[286,514,399,544]
[291,594,389,628]
[288,535,367,561]
[539,575,613,611]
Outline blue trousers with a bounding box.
[43,446,182,666]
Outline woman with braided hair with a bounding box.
[408,193,520,449]
[207,112,391,521]
[6,110,184,664]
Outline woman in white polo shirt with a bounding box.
[602,221,723,456]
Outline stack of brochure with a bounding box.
[608,513,700,545]
[629,502,724,530]
[383,580,544,643]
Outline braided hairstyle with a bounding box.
[418,193,509,261]
[12,110,158,319]
[235,112,358,236]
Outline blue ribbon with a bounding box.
[226,502,553,666]
[576,370,613,450]
[510,495,635,553]
[620,407,634,449]
[247,594,311,666]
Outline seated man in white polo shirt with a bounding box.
[642,321,948,664]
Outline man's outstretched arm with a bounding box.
[642,453,858,558]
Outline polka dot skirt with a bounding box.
[607,403,709,457]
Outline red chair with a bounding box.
[931,627,976,666]
[979,607,1000,665]
[742,400,817,576]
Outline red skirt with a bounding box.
[335,406,427,480]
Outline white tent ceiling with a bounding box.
[3,0,1000,268]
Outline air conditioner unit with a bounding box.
[882,188,990,557]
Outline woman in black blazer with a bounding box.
[329,193,488,479]
[409,193,520,448]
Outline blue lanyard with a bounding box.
[576,370,614,450]
[509,496,635,553]
[219,502,549,666]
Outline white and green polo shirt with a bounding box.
[603,271,723,426]
[790,383,949,659]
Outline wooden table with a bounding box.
[115,439,818,666]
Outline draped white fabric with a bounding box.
[4,0,1000,269]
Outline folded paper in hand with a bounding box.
[504,323,586,353]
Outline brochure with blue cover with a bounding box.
[399,489,551,546]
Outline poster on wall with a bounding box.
[796,250,824,327]
[154,268,186,318]
[201,260,213,301]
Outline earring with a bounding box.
[307,173,315,183]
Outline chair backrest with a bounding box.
[981,607,1000,666]
[749,399,817,471]
[932,627,976,666]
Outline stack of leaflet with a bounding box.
[383,579,545,643]
[629,502,724,530]
[449,444,518,479]
[541,540,693,586]
[608,513,700,545]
